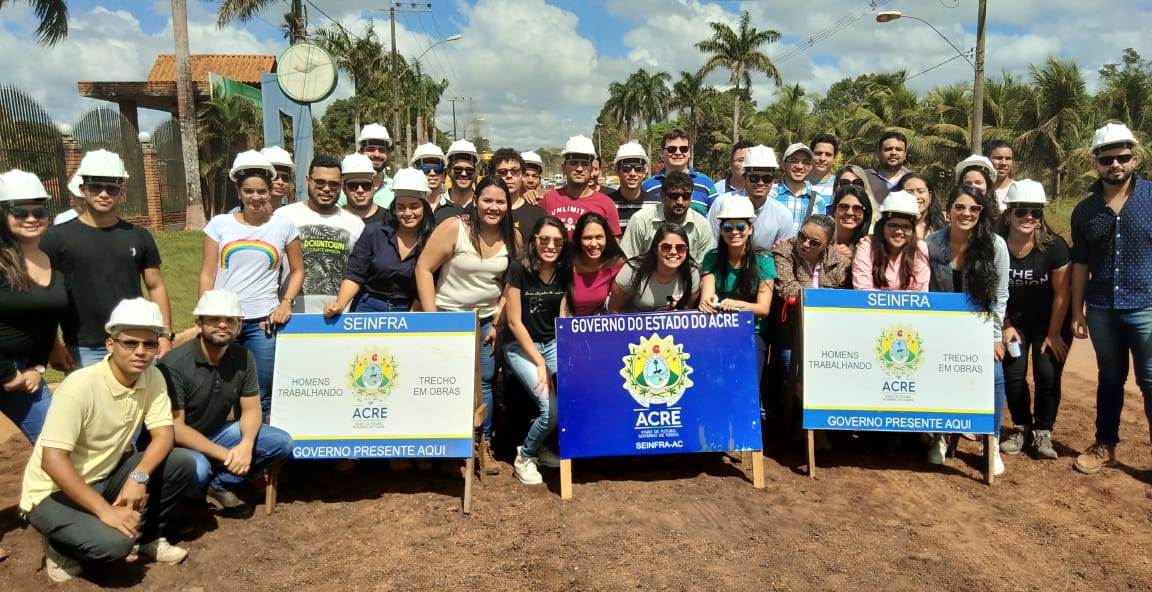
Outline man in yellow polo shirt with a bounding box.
[20,298,198,582]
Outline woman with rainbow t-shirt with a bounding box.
[199,151,304,415]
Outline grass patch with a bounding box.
[154,230,203,332]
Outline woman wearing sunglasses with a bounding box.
[996,180,1071,460]
[852,190,930,292]
[829,185,874,261]
[833,164,879,224]
[926,184,1010,473]
[896,172,946,239]
[568,212,625,316]
[609,223,700,313]
[199,151,305,416]
[504,216,568,485]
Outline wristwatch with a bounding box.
[129,471,150,485]
[33,365,46,374]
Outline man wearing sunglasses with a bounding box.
[807,134,839,209]
[606,141,658,229]
[42,150,174,370]
[341,153,390,225]
[490,148,546,246]
[275,154,365,313]
[434,139,481,224]
[411,142,448,210]
[1069,122,1152,475]
[541,135,621,238]
[640,128,718,216]
[715,140,754,195]
[706,145,795,252]
[355,123,395,209]
[621,172,713,264]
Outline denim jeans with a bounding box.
[479,320,496,440]
[993,359,1005,437]
[351,293,410,312]
[68,345,108,369]
[237,319,277,416]
[504,339,557,456]
[0,359,52,442]
[1002,319,1070,431]
[182,421,294,492]
[1086,306,1152,446]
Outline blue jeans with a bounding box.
[504,339,557,456]
[479,321,496,440]
[1086,307,1152,446]
[351,293,410,312]
[993,359,1005,437]
[69,345,108,369]
[237,319,277,416]
[183,421,294,492]
[0,360,52,442]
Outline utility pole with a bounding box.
[448,96,470,140]
[970,0,987,154]
[172,0,205,229]
[388,2,432,157]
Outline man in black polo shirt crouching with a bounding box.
[157,290,293,515]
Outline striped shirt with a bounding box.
[641,167,719,217]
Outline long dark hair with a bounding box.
[870,212,919,290]
[524,216,568,275]
[623,223,696,310]
[948,184,1000,312]
[470,176,518,260]
[897,172,945,232]
[957,165,994,198]
[831,185,872,245]
[388,193,436,254]
[715,220,768,300]
[0,204,34,292]
[571,211,624,264]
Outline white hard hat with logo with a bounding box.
[341,153,376,177]
[104,297,165,336]
[1090,122,1138,154]
[392,167,431,195]
[358,123,393,147]
[743,145,779,170]
[76,149,129,179]
[613,141,649,165]
[716,194,756,220]
[0,169,51,202]
[446,139,479,163]
[1004,179,1047,205]
[228,150,276,182]
[411,143,447,166]
[261,146,295,171]
[193,289,244,318]
[880,190,920,217]
[561,135,596,157]
[521,151,544,169]
[955,154,998,182]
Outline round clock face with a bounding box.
[276,43,338,103]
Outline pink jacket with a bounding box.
[851,236,930,291]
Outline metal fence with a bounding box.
[151,118,188,229]
[72,107,148,217]
[0,84,70,215]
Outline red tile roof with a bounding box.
[147,54,276,85]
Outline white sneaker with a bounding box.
[991,438,1005,476]
[43,539,81,582]
[926,433,948,465]
[535,445,562,468]
[513,446,543,485]
[135,537,188,565]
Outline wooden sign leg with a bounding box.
[264,464,280,515]
[463,456,475,514]
[806,430,817,478]
[560,459,573,500]
[984,434,995,486]
[752,451,765,489]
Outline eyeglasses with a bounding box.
[663,191,692,202]
[658,242,687,255]
[565,158,591,168]
[112,337,160,352]
[884,221,914,234]
[1012,207,1043,219]
[311,179,342,191]
[273,172,292,183]
[451,166,475,177]
[536,236,564,246]
[796,231,824,248]
[495,167,522,178]
[950,203,983,215]
[664,146,690,154]
[345,181,373,192]
[85,182,122,197]
[618,163,645,174]
[836,178,865,189]
[1096,153,1134,167]
[361,144,390,153]
[7,205,50,220]
[835,203,864,214]
[419,163,445,175]
[721,222,748,233]
[746,173,775,185]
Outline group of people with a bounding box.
[0,117,1149,582]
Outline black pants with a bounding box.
[26,449,197,563]
[1002,318,1071,431]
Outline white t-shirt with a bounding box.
[274,202,365,313]
[204,213,299,319]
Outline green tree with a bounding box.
[695,10,781,144]
[314,21,387,95]
[671,70,715,166]
[214,0,306,43]
[197,92,261,216]
[0,0,69,45]
[1018,58,1090,197]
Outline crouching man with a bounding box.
[20,298,197,582]
[158,290,293,516]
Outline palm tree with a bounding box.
[314,21,387,95]
[629,69,672,153]
[197,93,261,216]
[604,81,640,140]
[1018,58,1090,198]
[215,0,306,43]
[695,10,781,144]
[0,0,68,45]
[920,83,973,178]
[671,70,710,165]
[760,83,815,152]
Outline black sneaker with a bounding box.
[207,486,251,517]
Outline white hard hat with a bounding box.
[446,139,479,163]
[1004,179,1047,205]
[521,151,544,169]
[743,145,779,170]
[392,167,431,194]
[358,123,393,147]
[955,154,998,182]
[411,143,447,166]
[561,135,596,157]
[76,149,129,179]
[613,141,649,165]
[67,173,82,198]
[192,289,243,318]
[260,145,295,171]
[104,297,165,336]
[228,150,276,182]
[782,143,813,161]
[0,169,51,202]
[716,194,756,220]
[1090,122,1138,153]
[880,190,920,217]
[341,153,376,177]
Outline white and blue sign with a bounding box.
[271,312,476,459]
[556,311,762,459]
[801,289,995,434]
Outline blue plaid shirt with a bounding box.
[770,180,824,233]
[1071,178,1152,309]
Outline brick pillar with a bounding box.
[60,134,84,213]
[141,140,163,231]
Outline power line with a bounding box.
[301,0,367,42]
[429,10,463,97]
[775,0,892,65]
[906,50,974,82]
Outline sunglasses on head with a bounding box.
[1096,153,1134,167]
[618,163,645,174]
[85,182,122,197]
[419,163,445,175]
[836,178,865,189]
[796,231,824,249]
[658,242,687,254]
[745,173,775,185]
[345,180,373,192]
[1012,207,1043,219]
[663,191,692,202]
[664,145,690,154]
[721,221,748,233]
[7,205,49,220]
[451,166,475,177]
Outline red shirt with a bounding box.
[541,188,622,238]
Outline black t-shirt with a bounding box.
[359,206,391,226]
[0,271,68,384]
[434,201,470,225]
[506,260,566,342]
[41,218,162,346]
[511,203,547,247]
[158,339,260,435]
[1007,234,1071,326]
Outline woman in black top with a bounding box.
[504,216,568,485]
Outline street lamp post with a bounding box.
[416,34,462,62]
